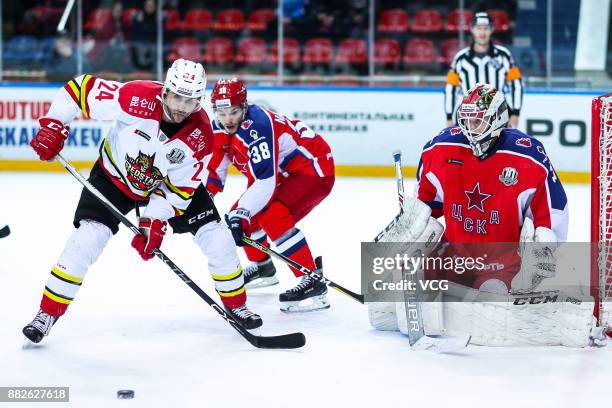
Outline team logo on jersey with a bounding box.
[241,120,253,130]
[166,148,186,165]
[231,155,248,173]
[499,167,518,186]
[158,132,168,142]
[250,129,258,140]
[516,138,532,148]
[464,182,492,213]
[488,57,501,70]
[450,127,462,135]
[125,152,163,191]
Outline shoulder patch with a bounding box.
[119,81,163,119]
[515,137,532,148]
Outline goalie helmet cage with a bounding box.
[591,93,612,330]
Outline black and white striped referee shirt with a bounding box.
[444,43,524,120]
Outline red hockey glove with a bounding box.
[225,208,251,247]
[30,118,70,161]
[131,217,167,261]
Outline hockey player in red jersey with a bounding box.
[416,83,568,293]
[22,59,262,344]
[206,78,335,312]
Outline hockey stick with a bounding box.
[390,151,470,352]
[0,225,10,238]
[242,236,365,304]
[55,154,305,349]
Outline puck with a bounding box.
[117,390,134,399]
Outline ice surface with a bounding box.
[0,172,609,407]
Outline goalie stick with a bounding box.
[0,225,10,238]
[242,236,365,304]
[385,151,470,352]
[55,154,305,350]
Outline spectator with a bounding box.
[47,34,93,81]
[88,1,134,73]
[131,0,159,71]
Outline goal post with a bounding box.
[591,93,612,329]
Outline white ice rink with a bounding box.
[0,172,610,407]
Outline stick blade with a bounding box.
[0,225,10,238]
[248,332,306,349]
[412,335,471,353]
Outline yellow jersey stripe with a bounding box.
[80,74,93,118]
[163,178,192,200]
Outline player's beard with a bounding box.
[162,103,191,124]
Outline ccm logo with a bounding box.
[513,294,558,305]
[188,209,214,224]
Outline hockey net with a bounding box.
[592,93,612,330]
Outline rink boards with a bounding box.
[0,84,603,183]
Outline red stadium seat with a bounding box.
[235,37,267,64]
[202,37,234,64]
[438,39,467,66]
[374,38,401,64]
[411,9,442,33]
[246,8,276,31]
[165,9,181,31]
[403,38,435,65]
[335,38,368,65]
[377,9,409,33]
[84,8,112,31]
[182,8,212,31]
[302,38,333,64]
[213,9,245,31]
[444,9,474,32]
[167,37,201,62]
[487,9,510,33]
[269,38,301,64]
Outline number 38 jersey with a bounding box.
[206,104,334,217]
[45,74,213,219]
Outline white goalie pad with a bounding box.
[368,281,599,348]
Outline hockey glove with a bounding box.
[30,118,70,161]
[225,208,250,247]
[131,217,167,261]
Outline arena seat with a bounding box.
[411,9,442,33]
[202,37,234,64]
[374,38,401,64]
[377,9,409,33]
[444,9,474,33]
[167,37,201,62]
[487,9,510,33]
[165,9,181,31]
[302,38,333,65]
[213,9,245,31]
[268,38,301,64]
[182,8,212,31]
[335,38,368,65]
[246,8,276,31]
[438,39,467,66]
[403,38,435,65]
[235,37,267,64]
[84,8,112,31]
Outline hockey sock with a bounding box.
[273,228,316,277]
[40,220,112,317]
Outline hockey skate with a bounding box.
[243,257,279,289]
[225,305,263,330]
[22,309,58,344]
[279,259,330,313]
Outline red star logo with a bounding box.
[464,182,491,213]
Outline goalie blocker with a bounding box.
[368,195,604,348]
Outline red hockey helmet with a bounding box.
[210,78,247,109]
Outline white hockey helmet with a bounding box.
[457,83,509,158]
[164,58,206,101]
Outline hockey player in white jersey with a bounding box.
[22,59,262,344]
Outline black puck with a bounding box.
[117,390,134,399]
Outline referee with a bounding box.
[444,12,523,128]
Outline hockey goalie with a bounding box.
[368,84,606,347]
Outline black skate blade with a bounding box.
[248,332,306,349]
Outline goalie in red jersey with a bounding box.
[369,84,605,347]
[206,78,335,313]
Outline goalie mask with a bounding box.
[457,83,509,158]
[210,78,248,134]
[162,59,206,123]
